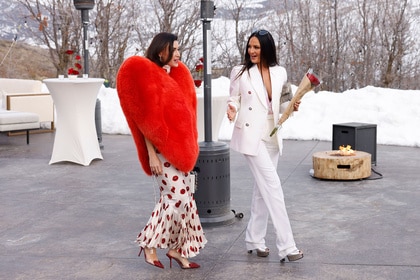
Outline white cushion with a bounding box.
[0,122,40,131]
[0,78,48,109]
[0,110,40,132]
[0,110,39,124]
[0,78,43,93]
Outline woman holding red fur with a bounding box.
[116,32,206,269]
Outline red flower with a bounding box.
[66,50,82,76]
[193,57,204,88]
[195,64,204,72]
[306,71,321,86]
[194,80,202,87]
[68,68,80,75]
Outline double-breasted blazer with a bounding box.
[228,64,289,156]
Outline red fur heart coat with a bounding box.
[116,56,198,176]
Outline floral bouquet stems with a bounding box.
[270,68,321,137]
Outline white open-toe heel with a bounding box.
[247,247,270,257]
[280,250,303,262]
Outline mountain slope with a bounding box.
[0,39,56,80]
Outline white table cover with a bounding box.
[197,93,228,142]
[44,78,104,166]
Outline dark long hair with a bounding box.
[237,30,278,78]
[145,32,178,67]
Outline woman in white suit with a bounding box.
[227,29,303,263]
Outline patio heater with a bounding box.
[194,0,236,226]
[73,0,93,73]
[73,0,103,148]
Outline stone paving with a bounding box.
[1,132,419,279]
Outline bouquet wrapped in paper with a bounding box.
[270,68,321,137]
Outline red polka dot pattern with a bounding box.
[136,154,207,258]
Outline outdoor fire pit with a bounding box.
[312,147,371,180]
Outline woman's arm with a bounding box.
[144,137,163,175]
[227,66,242,122]
[280,82,301,113]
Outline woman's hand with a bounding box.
[149,153,163,176]
[227,104,237,122]
[293,100,301,111]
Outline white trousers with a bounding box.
[244,131,298,259]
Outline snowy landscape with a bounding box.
[1,1,419,148]
[97,76,420,148]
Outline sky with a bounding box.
[98,76,420,148]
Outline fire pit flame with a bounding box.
[337,145,356,156]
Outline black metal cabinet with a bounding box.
[332,122,377,165]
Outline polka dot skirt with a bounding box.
[136,154,207,258]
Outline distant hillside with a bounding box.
[0,39,56,81]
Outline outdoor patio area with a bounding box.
[1,132,419,280]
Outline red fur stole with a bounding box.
[116,56,198,175]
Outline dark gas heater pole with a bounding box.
[73,0,103,148]
[73,0,94,74]
[194,0,237,226]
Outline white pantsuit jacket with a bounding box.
[228,64,289,156]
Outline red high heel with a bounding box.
[166,252,200,269]
[138,247,164,269]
